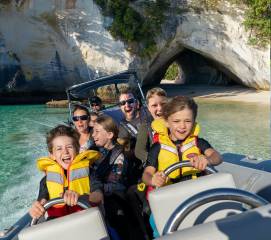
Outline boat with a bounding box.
[1,70,270,240]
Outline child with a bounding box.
[135,87,167,163]
[91,115,129,239]
[29,125,100,219]
[89,112,98,128]
[142,95,222,187]
[128,87,167,239]
[142,96,222,238]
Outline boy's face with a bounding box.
[50,136,77,170]
[91,102,102,112]
[147,95,167,119]
[92,123,113,148]
[166,108,194,141]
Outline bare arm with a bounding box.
[142,166,166,187]
[189,148,222,171]
[205,148,223,166]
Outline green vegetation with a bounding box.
[203,0,270,47]
[241,0,270,46]
[95,0,269,56]
[94,0,169,57]
[164,62,179,80]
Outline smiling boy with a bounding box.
[29,125,100,219]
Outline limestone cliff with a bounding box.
[0,0,269,96]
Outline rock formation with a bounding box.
[0,0,269,97]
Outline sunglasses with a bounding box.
[72,115,89,122]
[119,98,136,106]
[91,103,99,107]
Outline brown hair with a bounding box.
[146,87,167,105]
[90,111,99,118]
[119,86,136,99]
[163,96,198,121]
[95,115,119,141]
[46,125,80,154]
[72,104,90,117]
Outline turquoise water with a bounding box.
[0,105,69,229]
[0,102,270,229]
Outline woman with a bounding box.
[72,105,94,152]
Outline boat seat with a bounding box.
[18,207,109,240]
[156,203,271,240]
[149,173,243,236]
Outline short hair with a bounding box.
[90,96,102,104]
[72,104,90,116]
[95,115,119,142]
[46,125,80,154]
[146,87,167,105]
[119,86,135,98]
[163,96,198,121]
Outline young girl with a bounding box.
[90,115,129,239]
[72,105,94,152]
[142,95,222,188]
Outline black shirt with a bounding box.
[146,138,212,169]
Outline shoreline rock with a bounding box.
[46,100,69,108]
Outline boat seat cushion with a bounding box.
[18,207,109,240]
[149,173,243,236]
[156,203,271,240]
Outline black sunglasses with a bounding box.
[119,98,135,106]
[91,103,99,107]
[72,115,89,121]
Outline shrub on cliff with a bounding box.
[94,0,169,57]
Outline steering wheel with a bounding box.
[163,160,217,177]
[162,188,269,235]
[31,197,91,226]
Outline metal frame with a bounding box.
[31,197,91,225]
[163,161,217,177]
[66,70,145,123]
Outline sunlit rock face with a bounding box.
[0,0,269,94]
[136,0,270,90]
[0,0,131,93]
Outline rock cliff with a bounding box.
[0,0,269,96]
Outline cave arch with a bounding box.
[142,48,242,87]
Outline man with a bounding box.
[118,88,144,186]
[90,96,104,113]
[118,89,141,141]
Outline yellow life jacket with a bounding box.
[37,150,100,200]
[151,119,201,181]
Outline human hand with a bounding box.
[89,191,104,204]
[151,171,167,187]
[189,154,209,171]
[29,199,47,219]
[63,190,79,206]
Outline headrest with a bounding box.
[149,173,241,235]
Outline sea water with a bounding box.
[0,102,270,229]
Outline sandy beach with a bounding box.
[159,83,270,105]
